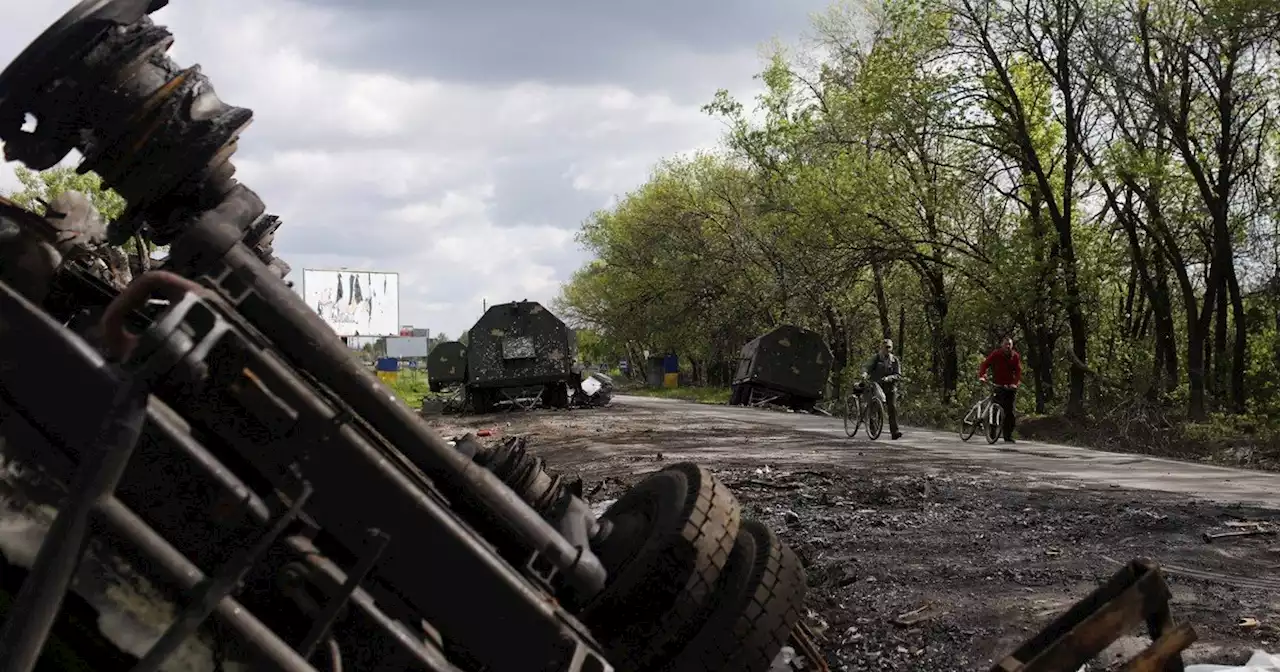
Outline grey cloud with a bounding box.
[287,0,831,101]
[488,154,601,229]
[0,0,826,338]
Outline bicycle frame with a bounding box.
[962,381,1015,441]
[861,379,887,405]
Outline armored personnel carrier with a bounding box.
[0,3,813,671]
[730,325,833,411]
[466,300,576,412]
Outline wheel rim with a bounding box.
[868,400,883,439]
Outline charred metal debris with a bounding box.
[0,2,1197,671]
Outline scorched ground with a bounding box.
[424,395,1280,671]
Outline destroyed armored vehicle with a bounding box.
[0,3,816,671]
[466,300,577,412]
[426,340,468,393]
[419,340,468,414]
[730,325,833,411]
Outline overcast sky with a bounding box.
[0,0,828,338]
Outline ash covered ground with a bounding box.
[425,397,1280,671]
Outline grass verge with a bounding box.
[387,370,431,408]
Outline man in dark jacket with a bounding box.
[863,338,904,440]
[978,336,1022,443]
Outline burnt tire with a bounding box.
[585,463,741,671]
[664,520,806,672]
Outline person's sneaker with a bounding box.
[1004,437,1016,444]
[891,432,903,440]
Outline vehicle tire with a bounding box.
[843,396,861,438]
[959,404,978,442]
[867,398,884,440]
[584,463,742,670]
[664,520,807,672]
[985,404,1004,444]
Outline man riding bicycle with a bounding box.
[978,335,1022,443]
[863,338,903,440]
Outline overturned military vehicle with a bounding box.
[466,300,577,412]
[0,3,813,671]
[426,340,468,393]
[730,325,833,411]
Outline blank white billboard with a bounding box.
[385,336,430,358]
[302,269,400,337]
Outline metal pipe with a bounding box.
[128,482,312,672]
[0,379,149,672]
[92,496,318,672]
[297,528,390,660]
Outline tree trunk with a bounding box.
[920,267,958,403]
[872,262,892,339]
[1021,323,1049,414]
[824,308,849,403]
[897,305,906,368]
[1213,277,1228,405]
[1151,255,1179,393]
[1227,264,1247,413]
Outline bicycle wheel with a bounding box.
[985,404,1004,444]
[843,396,862,438]
[959,403,979,442]
[866,398,884,440]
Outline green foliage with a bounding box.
[7,166,126,219]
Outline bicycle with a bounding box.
[843,375,899,440]
[960,380,1016,444]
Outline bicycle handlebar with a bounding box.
[979,379,1018,390]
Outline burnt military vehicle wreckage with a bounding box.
[426,341,469,395]
[0,2,811,671]
[466,300,580,413]
[422,340,467,413]
[730,325,833,412]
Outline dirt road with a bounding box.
[426,395,1280,671]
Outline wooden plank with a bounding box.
[991,559,1186,672]
[1118,623,1197,672]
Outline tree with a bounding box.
[556,0,1280,441]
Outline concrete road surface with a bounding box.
[615,395,1280,509]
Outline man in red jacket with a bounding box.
[978,335,1022,443]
